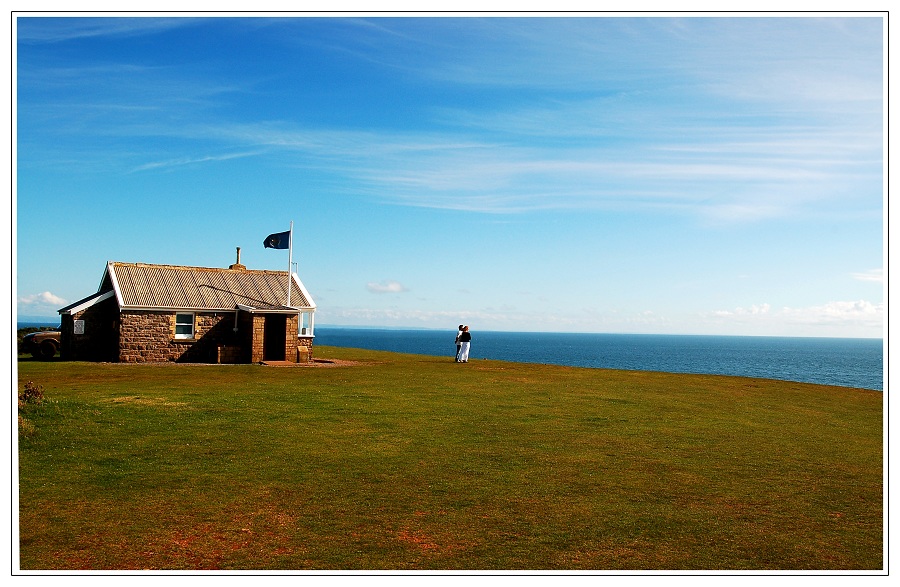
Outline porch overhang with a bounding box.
[235,303,306,315]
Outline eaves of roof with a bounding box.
[58,289,116,316]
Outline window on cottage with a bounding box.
[299,311,314,336]
[175,313,195,339]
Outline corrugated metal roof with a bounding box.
[108,262,314,311]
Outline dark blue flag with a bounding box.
[263,230,290,250]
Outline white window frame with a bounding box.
[299,311,314,336]
[174,313,195,339]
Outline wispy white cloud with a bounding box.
[188,84,879,218]
[781,300,883,326]
[366,280,410,294]
[130,151,263,173]
[713,303,772,317]
[707,300,882,337]
[317,306,554,331]
[25,111,880,220]
[331,17,882,108]
[851,268,883,283]
[16,17,200,44]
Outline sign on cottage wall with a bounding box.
[74,320,85,335]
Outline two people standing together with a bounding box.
[455,325,472,363]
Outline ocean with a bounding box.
[315,327,884,392]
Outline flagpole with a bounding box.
[287,220,293,308]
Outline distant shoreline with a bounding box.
[17,321,61,329]
[16,321,883,342]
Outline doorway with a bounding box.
[263,314,287,361]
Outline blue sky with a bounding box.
[14,15,884,337]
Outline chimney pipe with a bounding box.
[229,246,246,271]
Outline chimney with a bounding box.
[229,246,246,271]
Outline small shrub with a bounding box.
[18,414,35,437]
[19,382,45,437]
[19,381,44,405]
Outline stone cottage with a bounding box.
[57,254,316,364]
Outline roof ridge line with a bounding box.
[109,261,288,275]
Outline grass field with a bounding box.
[16,346,883,571]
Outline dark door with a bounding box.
[263,314,287,361]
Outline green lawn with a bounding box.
[17,346,883,570]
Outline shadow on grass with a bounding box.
[17,355,59,363]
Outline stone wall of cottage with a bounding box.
[118,310,240,363]
[286,315,300,362]
[63,305,313,364]
[298,335,313,363]
[286,315,315,363]
[250,315,266,363]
